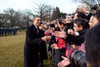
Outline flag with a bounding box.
[79,42,86,53]
[65,45,74,58]
[57,38,66,49]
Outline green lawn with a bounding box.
[0,30,52,67]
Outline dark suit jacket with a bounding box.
[24,25,42,67]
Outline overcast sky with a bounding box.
[0,0,81,13]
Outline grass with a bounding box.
[0,30,52,67]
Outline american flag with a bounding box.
[79,42,86,53]
[65,45,74,58]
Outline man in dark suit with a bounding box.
[24,17,51,67]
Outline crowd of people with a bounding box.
[24,5,100,67]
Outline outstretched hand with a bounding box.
[58,56,70,67]
[55,31,67,39]
[51,43,59,49]
[68,29,75,35]
[41,36,51,41]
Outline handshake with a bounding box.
[41,36,51,41]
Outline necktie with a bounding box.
[37,28,39,34]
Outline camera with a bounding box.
[71,50,86,67]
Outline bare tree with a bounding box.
[34,3,54,22]
[14,10,23,26]
[73,0,100,9]
[3,8,16,27]
[2,8,34,28]
[22,10,34,28]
